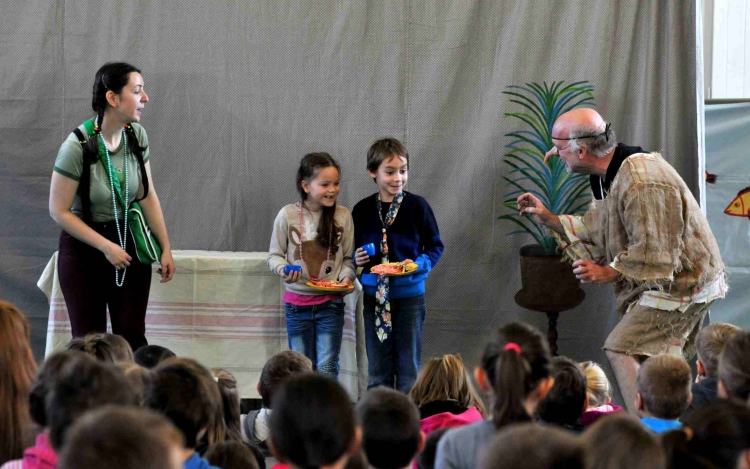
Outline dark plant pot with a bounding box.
[514,244,585,313]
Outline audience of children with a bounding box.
[578,361,623,427]
[435,322,553,469]
[636,355,692,433]
[537,356,588,433]
[3,298,750,469]
[407,354,486,436]
[357,387,424,469]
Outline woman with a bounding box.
[0,302,37,465]
[49,62,174,351]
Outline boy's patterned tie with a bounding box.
[374,192,404,342]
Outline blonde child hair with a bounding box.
[580,361,611,408]
[408,354,486,417]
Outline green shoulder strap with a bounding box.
[88,119,128,210]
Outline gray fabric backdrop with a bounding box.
[0,0,701,406]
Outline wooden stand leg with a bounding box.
[546,312,559,356]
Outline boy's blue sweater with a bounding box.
[352,192,444,298]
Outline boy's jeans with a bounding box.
[363,294,426,393]
[284,299,345,378]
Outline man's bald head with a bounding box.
[552,108,616,158]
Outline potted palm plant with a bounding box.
[498,81,595,354]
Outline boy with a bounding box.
[682,323,740,420]
[480,424,583,469]
[537,356,588,433]
[636,355,692,433]
[353,137,444,392]
[145,358,221,469]
[357,387,424,469]
[269,374,361,469]
[243,350,313,455]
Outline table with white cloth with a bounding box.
[38,250,367,400]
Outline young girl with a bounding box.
[435,322,553,469]
[579,361,623,427]
[267,153,355,379]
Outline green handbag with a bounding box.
[79,119,162,264]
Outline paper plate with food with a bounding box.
[370,261,419,276]
[306,279,354,292]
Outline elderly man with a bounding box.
[518,108,726,412]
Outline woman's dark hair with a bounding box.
[663,399,750,469]
[295,152,341,249]
[80,62,149,221]
[480,322,551,428]
[269,374,355,468]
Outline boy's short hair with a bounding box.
[636,355,692,419]
[537,356,587,426]
[66,332,134,363]
[367,137,409,174]
[259,350,313,408]
[47,355,137,449]
[134,344,176,369]
[582,413,665,469]
[58,406,184,469]
[269,374,356,468]
[416,428,449,469]
[117,362,152,407]
[205,441,260,469]
[145,358,219,449]
[480,423,583,469]
[29,352,82,427]
[357,387,421,469]
[719,330,750,400]
[696,323,741,378]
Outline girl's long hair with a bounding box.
[296,152,341,249]
[0,302,37,464]
[211,368,243,443]
[480,322,550,428]
[408,354,486,417]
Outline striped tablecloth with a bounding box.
[37,250,367,400]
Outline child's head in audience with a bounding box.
[145,358,221,453]
[579,361,611,408]
[58,406,184,469]
[636,355,692,420]
[664,399,750,468]
[134,344,176,369]
[537,356,588,429]
[696,323,740,380]
[416,428,449,469]
[47,354,137,449]
[480,423,583,469]
[358,387,423,469]
[66,332,134,363]
[28,352,82,428]
[719,330,750,401]
[0,301,37,463]
[477,322,552,428]
[269,374,360,469]
[408,354,486,417]
[582,413,665,469]
[259,350,313,408]
[117,362,151,407]
[205,441,260,469]
[211,368,243,443]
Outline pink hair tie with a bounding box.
[504,342,521,354]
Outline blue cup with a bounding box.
[362,243,376,257]
[283,265,302,276]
